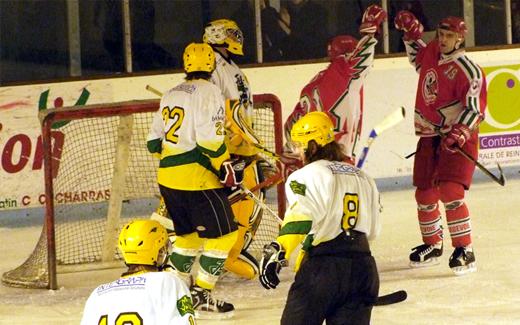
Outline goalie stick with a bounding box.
[375,290,408,306]
[356,106,406,168]
[238,184,283,225]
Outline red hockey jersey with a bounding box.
[284,35,378,159]
[404,39,487,136]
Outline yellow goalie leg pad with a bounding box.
[224,225,258,279]
[195,230,239,290]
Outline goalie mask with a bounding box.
[183,42,216,73]
[203,19,244,55]
[290,111,335,151]
[118,220,170,267]
[327,35,358,60]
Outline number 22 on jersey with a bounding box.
[162,106,185,144]
[342,193,359,231]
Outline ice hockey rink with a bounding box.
[1,175,519,325]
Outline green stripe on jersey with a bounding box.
[160,148,219,175]
[279,220,312,236]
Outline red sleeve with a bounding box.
[284,101,307,142]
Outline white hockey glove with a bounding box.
[219,159,246,187]
[259,241,288,289]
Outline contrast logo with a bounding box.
[480,67,520,133]
[422,69,438,104]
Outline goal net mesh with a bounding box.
[2,95,283,288]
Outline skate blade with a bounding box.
[451,262,477,276]
[195,310,235,320]
[409,257,440,268]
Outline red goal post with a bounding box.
[1,94,285,290]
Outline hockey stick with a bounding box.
[413,109,506,186]
[356,106,406,168]
[374,290,408,306]
[433,129,505,186]
[238,184,283,225]
[229,172,284,205]
[145,84,163,97]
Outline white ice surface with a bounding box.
[1,178,520,324]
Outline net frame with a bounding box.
[2,94,285,290]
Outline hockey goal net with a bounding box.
[1,94,285,289]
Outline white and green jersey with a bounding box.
[80,272,195,325]
[211,51,253,123]
[147,79,230,190]
[279,160,381,257]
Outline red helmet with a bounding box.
[327,35,358,59]
[438,16,467,37]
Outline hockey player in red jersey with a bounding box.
[395,12,487,275]
[284,4,387,166]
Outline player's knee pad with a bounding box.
[197,231,239,289]
[439,181,465,209]
[415,187,441,213]
[204,230,239,253]
[415,187,440,205]
[169,232,202,275]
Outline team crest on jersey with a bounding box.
[177,295,194,316]
[444,65,458,80]
[422,69,438,104]
[290,180,306,196]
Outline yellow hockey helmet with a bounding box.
[118,219,169,266]
[203,19,244,55]
[183,42,216,73]
[290,111,335,150]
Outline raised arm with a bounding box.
[394,10,427,71]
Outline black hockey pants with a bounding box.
[281,231,380,325]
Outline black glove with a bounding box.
[219,159,246,187]
[259,241,288,289]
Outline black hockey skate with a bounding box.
[190,285,234,319]
[449,246,476,275]
[409,242,443,268]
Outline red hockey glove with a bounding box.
[359,4,387,35]
[219,159,246,187]
[394,10,424,41]
[442,124,472,153]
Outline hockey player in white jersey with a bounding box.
[80,220,195,325]
[147,43,242,319]
[259,112,381,325]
